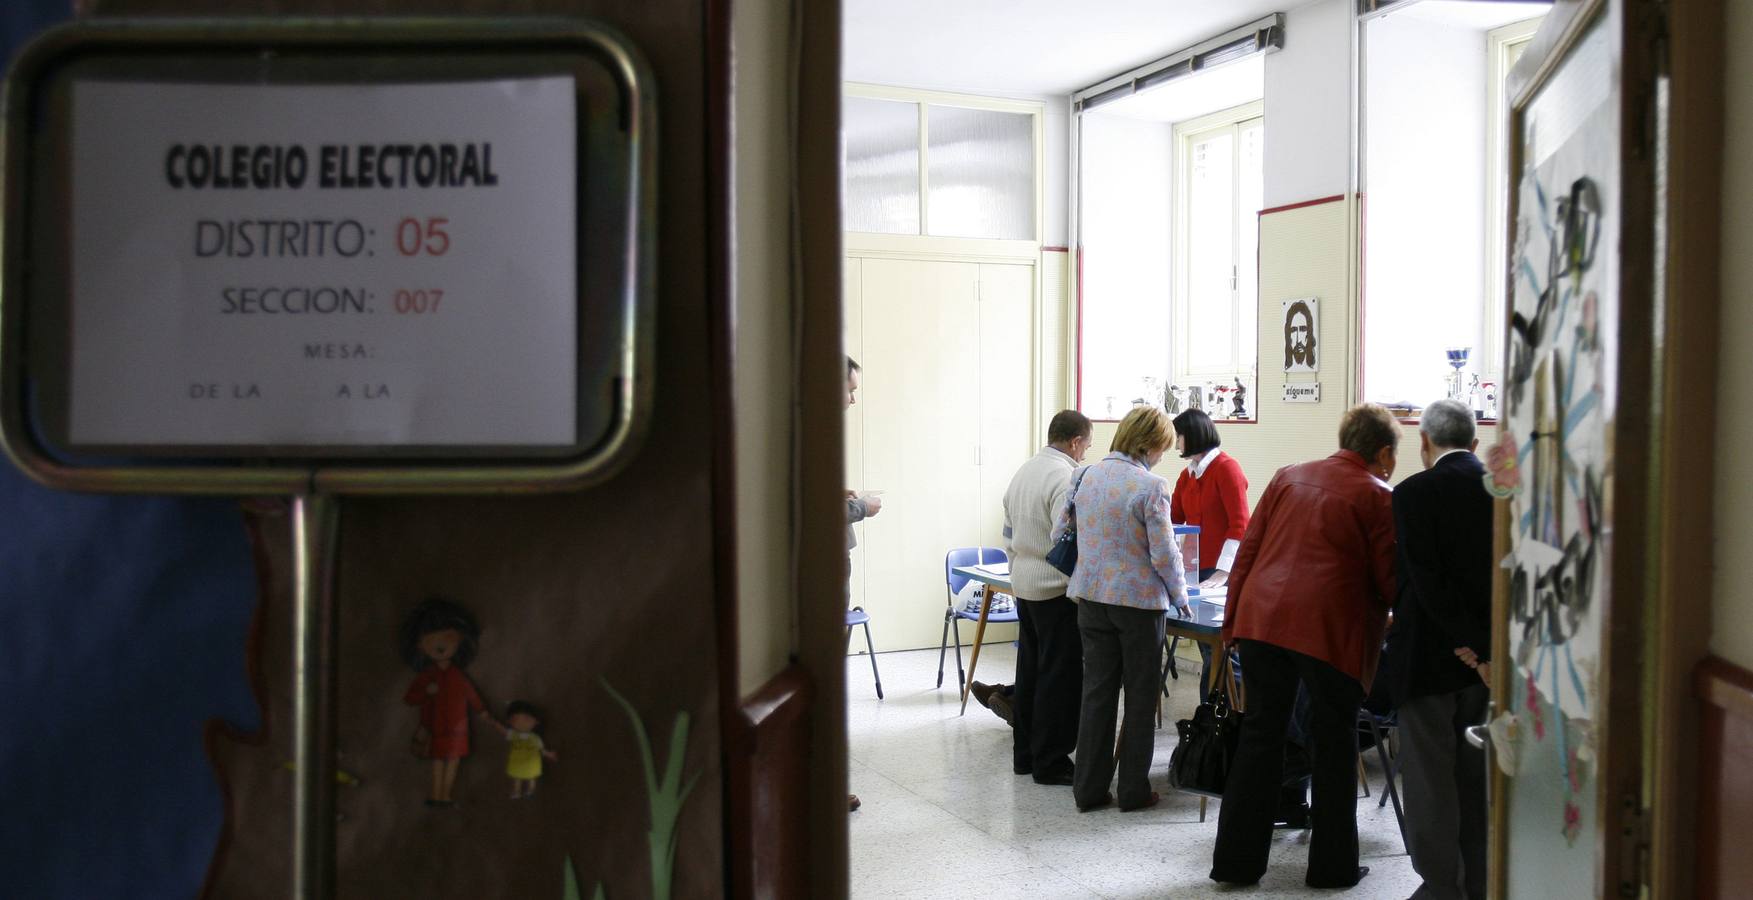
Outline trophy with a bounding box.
[1445,347,1471,402]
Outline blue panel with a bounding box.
[0,8,264,899]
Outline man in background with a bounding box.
[845,356,883,564]
[1384,399,1492,900]
[992,410,1092,786]
[845,356,881,812]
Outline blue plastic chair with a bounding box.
[936,547,1017,691]
[845,607,883,699]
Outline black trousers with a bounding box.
[1212,640,1365,887]
[1073,600,1165,809]
[1013,595,1082,778]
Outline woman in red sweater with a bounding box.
[1169,409,1250,588]
[1169,409,1250,706]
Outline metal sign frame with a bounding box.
[0,18,658,496]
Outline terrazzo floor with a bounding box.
[847,643,1419,899]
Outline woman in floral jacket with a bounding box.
[1054,405,1189,813]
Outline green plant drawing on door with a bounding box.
[562,681,701,900]
[562,856,605,900]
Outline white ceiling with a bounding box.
[843,0,1289,97]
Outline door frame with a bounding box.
[1645,0,1723,896]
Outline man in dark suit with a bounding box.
[1385,399,1493,900]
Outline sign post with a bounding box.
[1,20,657,898]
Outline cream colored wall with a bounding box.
[732,0,796,698]
[1712,0,1753,671]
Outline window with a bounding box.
[842,87,1038,241]
[843,96,921,235]
[1073,57,1265,421]
[1360,7,1546,417]
[1076,112,1174,419]
[1175,104,1262,412]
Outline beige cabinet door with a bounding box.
[852,257,981,651]
[976,262,1038,555]
[845,256,1035,652]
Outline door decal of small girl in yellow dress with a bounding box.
[503,700,558,798]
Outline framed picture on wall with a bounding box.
[1282,297,1318,373]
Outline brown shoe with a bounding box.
[969,681,1000,708]
[987,690,1016,726]
[848,794,861,812]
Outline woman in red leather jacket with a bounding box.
[1210,404,1400,890]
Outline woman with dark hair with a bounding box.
[1169,409,1249,592]
[1169,408,1250,702]
[1210,404,1400,889]
[400,597,500,807]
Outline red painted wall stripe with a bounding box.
[1258,193,1346,217]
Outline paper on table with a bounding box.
[971,563,1011,577]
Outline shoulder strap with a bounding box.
[1066,465,1090,511]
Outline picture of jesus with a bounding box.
[1283,298,1319,373]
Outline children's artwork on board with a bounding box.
[399,597,501,808]
[1499,22,1617,851]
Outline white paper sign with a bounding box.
[69,78,578,447]
[1282,382,1321,403]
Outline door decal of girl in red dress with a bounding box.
[399,598,501,808]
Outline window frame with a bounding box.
[1172,100,1264,414]
[1483,18,1544,392]
[841,83,1044,252]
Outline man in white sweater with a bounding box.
[999,409,1092,785]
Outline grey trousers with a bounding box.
[1399,683,1490,900]
[1072,600,1166,809]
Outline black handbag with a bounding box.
[1044,467,1089,576]
[1167,650,1243,798]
